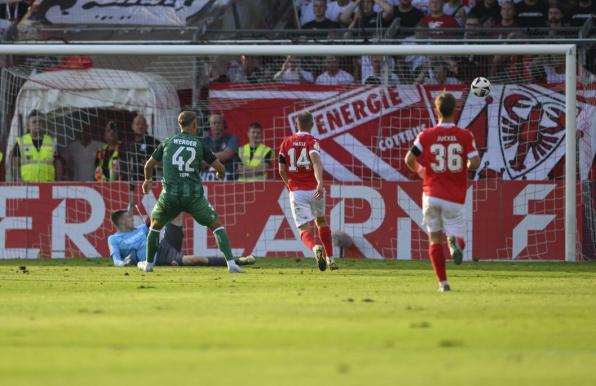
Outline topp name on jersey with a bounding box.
[173,138,197,146]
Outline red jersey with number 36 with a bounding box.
[412,123,478,204]
[279,132,320,191]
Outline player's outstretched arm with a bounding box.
[210,159,226,180]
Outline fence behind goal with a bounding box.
[0,45,594,261]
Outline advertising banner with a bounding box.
[0,181,569,260]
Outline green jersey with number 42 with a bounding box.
[151,132,217,196]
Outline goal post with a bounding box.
[564,45,577,263]
[0,43,589,261]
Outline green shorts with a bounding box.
[151,193,218,227]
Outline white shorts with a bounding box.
[422,194,465,238]
[289,190,325,228]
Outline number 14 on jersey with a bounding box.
[287,147,311,171]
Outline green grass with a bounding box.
[1,258,596,386]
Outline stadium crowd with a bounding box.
[294,0,595,30]
[204,0,595,86]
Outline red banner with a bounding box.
[209,83,596,182]
[0,181,573,260]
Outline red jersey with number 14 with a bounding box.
[412,123,478,204]
[279,132,320,191]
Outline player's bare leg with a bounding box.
[315,216,337,271]
[298,222,326,271]
[429,231,450,292]
[139,218,164,272]
[207,220,244,273]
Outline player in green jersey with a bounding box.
[138,111,244,273]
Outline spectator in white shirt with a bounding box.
[63,126,104,181]
[327,0,353,23]
[316,56,355,85]
[274,56,314,84]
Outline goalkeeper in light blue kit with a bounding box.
[107,210,148,267]
[108,210,255,267]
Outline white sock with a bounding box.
[440,280,449,287]
[227,259,238,268]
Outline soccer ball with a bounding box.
[470,77,491,97]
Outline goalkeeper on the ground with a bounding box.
[107,210,255,267]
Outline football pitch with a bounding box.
[1,258,595,386]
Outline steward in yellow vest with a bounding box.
[95,121,124,181]
[95,143,123,181]
[15,112,60,182]
[237,123,272,182]
[16,133,57,182]
[13,110,62,182]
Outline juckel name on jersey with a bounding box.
[173,138,197,146]
[288,86,421,141]
[437,135,457,142]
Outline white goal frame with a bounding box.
[0,43,578,261]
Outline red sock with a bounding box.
[457,237,466,251]
[429,243,447,282]
[300,230,317,250]
[317,226,333,257]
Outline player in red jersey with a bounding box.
[278,111,338,271]
[405,92,480,292]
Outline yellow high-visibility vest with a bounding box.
[16,133,56,182]
[237,143,271,182]
[95,143,121,181]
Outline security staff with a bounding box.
[95,121,126,181]
[13,111,62,182]
[237,122,272,182]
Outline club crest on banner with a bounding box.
[498,85,567,180]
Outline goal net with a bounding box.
[0,45,594,261]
